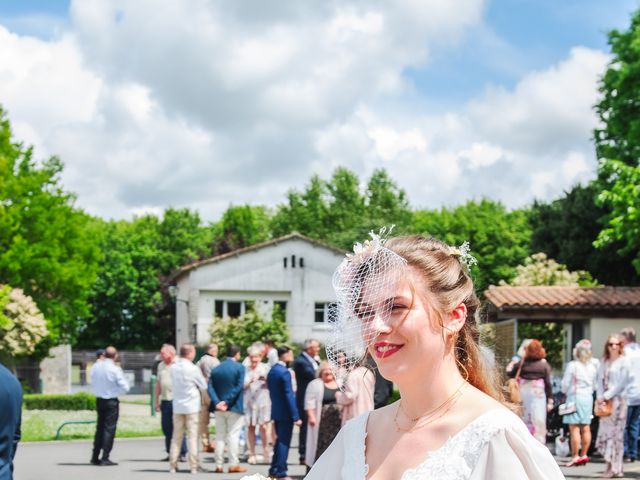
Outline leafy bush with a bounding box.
[209,303,290,354]
[23,392,96,411]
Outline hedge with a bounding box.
[23,392,96,411]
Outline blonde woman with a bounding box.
[596,334,630,478]
[561,339,597,467]
[304,361,342,468]
[306,234,563,479]
[243,345,271,464]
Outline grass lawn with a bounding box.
[22,410,162,442]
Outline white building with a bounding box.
[171,233,345,346]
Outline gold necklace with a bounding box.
[394,382,467,432]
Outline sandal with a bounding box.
[578,455,589,465]
[564,457,581,467]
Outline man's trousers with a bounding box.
[92,398,119,462]
[269,419,294,478]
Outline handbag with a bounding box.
[595,399,613,417]
[506,358,524,404]
[558,401,577,415]
[594,365,613,417]
[559,364,578,416]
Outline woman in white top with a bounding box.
[596,334,630,478]
[561,339,597,467]
[243,345,271,464]
[306,234,564,479]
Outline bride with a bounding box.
[305,234,564,479]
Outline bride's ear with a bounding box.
[445,303,467,334]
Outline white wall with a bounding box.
[588,317,640,358]
[175,237,344,347]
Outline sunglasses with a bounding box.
[608,342,621,346]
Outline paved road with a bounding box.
[14,436,306,480]
[14,435,640,479]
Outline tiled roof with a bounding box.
[485,286,640,309]
[169,233,345,282]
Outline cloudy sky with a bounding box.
[0,0,638,221]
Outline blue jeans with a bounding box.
[269,420,293,478]
[625,404,640,460]
[160,400,186,455]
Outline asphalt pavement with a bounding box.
[14,435,306,480]
[14,433,640,479]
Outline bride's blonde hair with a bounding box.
[385,235,504,401]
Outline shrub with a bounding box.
[23,392,96,411]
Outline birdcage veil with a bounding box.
[326,227,407,387]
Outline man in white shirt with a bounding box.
[621,328,640,462]
[169,343,207,474]
[90,346,130,466]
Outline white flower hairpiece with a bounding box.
[345,225,395,263]
[449,241,477,269]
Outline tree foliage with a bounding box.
[505,252,597,287]
[594,160,640,274]
[209,304,290,354]
[211,204,272,255]
[0,285,48,359]
[594,9,640,167]
[411,199,532,293]
[77,208,213,349]
[592,9,640,276]
[271,168,412,249]
[530,183,639,286]
[0,107,101,345]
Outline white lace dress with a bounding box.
[305,408,565,479]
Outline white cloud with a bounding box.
[0,1,609,221]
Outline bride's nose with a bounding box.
[372,312,392,334]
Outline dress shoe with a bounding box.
[90,458,100,465]
[228,465,248,473]
[214,467,224,473]
[100,459,118,466]
[202,444,215,453]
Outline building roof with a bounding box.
[485,286,640,309]
[169,233,345,283]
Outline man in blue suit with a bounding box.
[267,346,301,480]
[0,362,22,480]
[208,344,247,474]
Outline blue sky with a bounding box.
[0,1,638,219]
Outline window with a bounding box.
[315,302,337,323]
[227,301,242,318]
[213,300,247,319]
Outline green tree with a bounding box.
[0,107,101,346]
[78,208,212,349]
[412,199,532,293]
[593,9,640,274]
[530,183,639,285]
[594,9,640,167]
[594,160,640,273]
[211,204,272,254]
[271,168,412,250]
[505,252,597,287]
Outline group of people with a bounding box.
[506,328,640,478]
